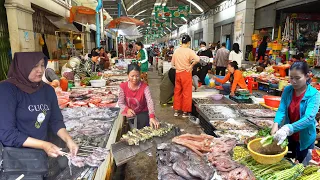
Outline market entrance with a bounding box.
[0,0,11,81]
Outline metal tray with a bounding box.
[111,127,181,166]
[228,104,266,110]
[210,119,257,131]
[193,96,237,105]
[196,104,240,120]
[239,109,276,118]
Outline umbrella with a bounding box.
[117,24,143,40]
[107,16,144,29]
[69,6,106,24]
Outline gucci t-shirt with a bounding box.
[0,82,66,147]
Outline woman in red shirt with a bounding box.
[118,63,159,129]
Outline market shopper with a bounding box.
[99,47,110,70]
[0,52,78,158]
[160,68,176,105]
[90,48,100,72]
[194,41,214,85]
[229,43,243,68]
[165,45,174,62]
[257,55,271,69]
[271,62,320,165]
[256,36,268,61]
[42,68,60,88]
[125,44,136,59]
[171,35,200,118]
[215,42,230,76]
[135,42,149,84]
[118,63,159,129]
[212,61,247,96]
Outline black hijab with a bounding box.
[5,52,48,94]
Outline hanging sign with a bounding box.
[149,19,171,29]
[154,5,190,19]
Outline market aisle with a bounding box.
[123,67,202,180]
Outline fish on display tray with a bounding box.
[210,119,257,130]
[228,104,266,110]
[239,109,276,118]
[248,118,274,128]
[215,130,258,144]
[198,105,239,119]
[193,98,214,104]
[157,143,216,180]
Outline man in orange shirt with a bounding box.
[171,35,200,118]
[212,61,247,96]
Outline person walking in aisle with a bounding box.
[215,42,230,76]
[171,35,200,118]
[135,42,149,84]
[229,43,243,68]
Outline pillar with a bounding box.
[5,0,35,55]
[234,0,255,53]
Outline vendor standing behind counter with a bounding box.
[271,62,320,165]
[0,52,78,157]
[118,63,159,129]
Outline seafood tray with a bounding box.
[214,130,257,144]
[111,126,181,166]
[55,166,97,180]
[246,118,274,128]
[210,119,257,130]
[239,109,276,118]
[156,143,216,180]
[228,104,266,110]
[197,104,240,120]
[193,97,237,105]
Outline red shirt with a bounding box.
[288,90,306,141]
[118,82,155,118]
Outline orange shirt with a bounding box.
[215,70,247,93]
[171,47,200,73]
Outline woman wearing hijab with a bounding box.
[0,52,78,158]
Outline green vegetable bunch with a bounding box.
[267,164,304,180]
[260,135,289,149]
[297,166,320,180]
[257,127,272,137]
[239,156,292,179]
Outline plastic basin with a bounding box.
[210,94,223,101]
[264,95,281,108]
[248,138,288,164]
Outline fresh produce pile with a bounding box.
[260,135,289,149]
[81,74,102,86]
[239,156,294,179]
[157,143,216,180]
[232,146,250,161]
[121,123,174,145]
[297,165,320,180]
[56,88,118,109]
